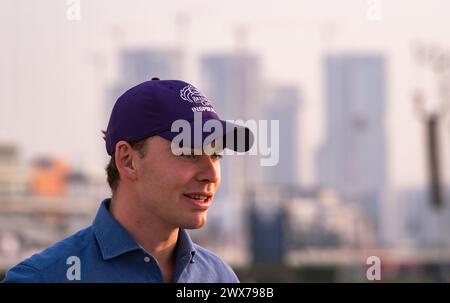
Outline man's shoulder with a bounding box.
[3,226,95,283]
[191,243,240,282]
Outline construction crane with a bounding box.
[412,42,450,209]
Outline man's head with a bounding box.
[103,78,252,229]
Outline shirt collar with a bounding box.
[92,199,196,262]
[176,227,197,263]
[92,199,141,260]
[173,228,197,281]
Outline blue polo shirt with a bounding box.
[3,199,239,283]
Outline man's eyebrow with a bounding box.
[170,144,223,156]
[169,146,195,154]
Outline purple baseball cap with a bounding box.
[105,78,254,155]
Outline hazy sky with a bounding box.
[1,0,450,187]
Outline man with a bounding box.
[3,78,252,282]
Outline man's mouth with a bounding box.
[183,192,213,209]
[183,193,212,202]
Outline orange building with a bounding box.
[31,157,69,196]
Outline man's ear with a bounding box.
[115,141,138,181]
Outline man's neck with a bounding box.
[109,195,178,282]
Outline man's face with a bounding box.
[133,136,221,230]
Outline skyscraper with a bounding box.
[106,48,181,124]
[263,86,301,185]
[316,55,387,242]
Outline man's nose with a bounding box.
[196,156,220,183]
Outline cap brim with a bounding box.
[158,119,254,152]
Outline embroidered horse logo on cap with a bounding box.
[180,85,211,107]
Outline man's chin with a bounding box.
[183,217,207,229]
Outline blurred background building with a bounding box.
[316,55,387,244]
[106,48,182,123]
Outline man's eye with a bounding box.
[179,153,222,161]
